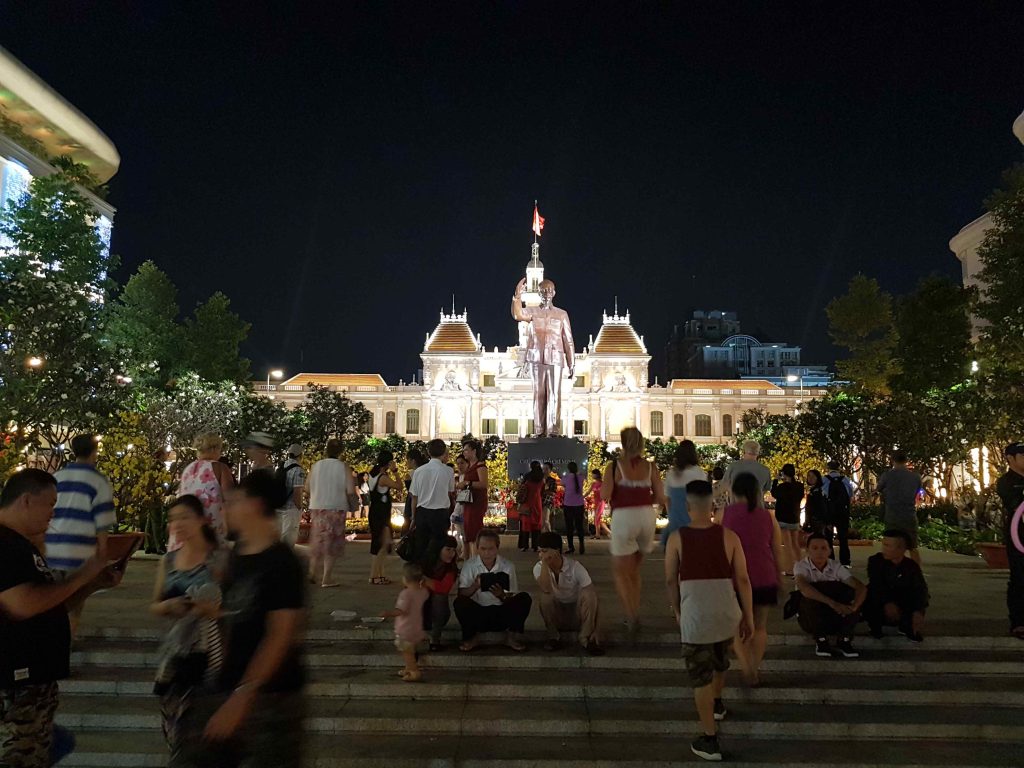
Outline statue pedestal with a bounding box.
[507,436,590,484]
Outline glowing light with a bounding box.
[655,516,669,529]
[27,356,43,368]
[391,513,406,528]
[270,369,284,379]
[971,360,979,373]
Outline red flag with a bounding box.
[532,204,545,237]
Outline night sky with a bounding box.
[4,3,1023,383]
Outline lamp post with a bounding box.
[267,368,284,390]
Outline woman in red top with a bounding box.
[518,465,545,552]
[458,440,489,557]
[422,536,459,651]
[602,427,667,640]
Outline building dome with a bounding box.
[424,310,482,353]
[590,309,647,355]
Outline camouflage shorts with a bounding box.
[680,640,731,687]
[0,682,59,768]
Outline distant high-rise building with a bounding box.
[665,310,741,379]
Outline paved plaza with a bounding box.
[60,538,1023,766]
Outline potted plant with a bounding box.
[976,529,1008,569]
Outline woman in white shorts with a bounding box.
[601,427,667,640]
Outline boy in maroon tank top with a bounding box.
[664,480,754,762]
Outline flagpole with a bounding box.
[534,199,538,244]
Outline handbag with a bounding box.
[395,534,415,562]
[456,487,474,504]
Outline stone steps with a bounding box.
[54,732,1024,768]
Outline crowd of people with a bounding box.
[2,427,1023,766]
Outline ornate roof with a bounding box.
[424,310,481,354]
[282,373,387,388]
[590,309,647,355]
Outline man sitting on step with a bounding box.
[533,531,604,655]
[454,529,532,651]
[794,533,866,658]
[864,529,930,643]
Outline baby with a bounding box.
[382,562,430,681]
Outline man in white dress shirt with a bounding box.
[534,531,603,655]
[409,439,455,560]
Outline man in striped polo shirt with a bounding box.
[45,435,115,635]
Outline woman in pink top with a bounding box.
[721,472,785,685]
[590,468,610,539]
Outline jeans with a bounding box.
[563,505,586,553]
[422,592,451,644]
[453,593,533,639]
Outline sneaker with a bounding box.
[815,638,834,657]
[691,734,723,761]
[836,638,859,658]
[713,698,727,721]
[903,630,924,643]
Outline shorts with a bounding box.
[680,640,731,687]
[1,681,59,768]
[752,585,779,606]
[277,508,301,547]
[777,521,800,531]
[887,520,919,549]
[394,638,420,652]
[609,506,656,556]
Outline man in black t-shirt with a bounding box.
[0,470,110,768]
[172,469,306,768]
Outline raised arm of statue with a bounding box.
[511,278,531,322]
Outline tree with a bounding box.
[105,261,184,387]
[293,384,372,459]
[892,275,972,396]
[826,275,899,394]
[0,171,127,452]
[735,408,796,462]
[182,292,251,383]
[761,430,827,483]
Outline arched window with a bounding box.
[722,414,733,437]
[405,409,420,435]
[650,411,664,436]
[385,411,396,434]
[694,414,712,437]
[361,413,374,434]
[673,413,685,437]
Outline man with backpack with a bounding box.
[276,444,306,547]
[822,461,855,567]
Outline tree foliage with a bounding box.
[105,260,184,387]
[0,171,127,452]
[182,292,252,383]
[826,274,899,394]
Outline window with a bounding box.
[361,413,374,434]
[694,414,712,437]
[651,411,664,436]
[405,409,420,434]
[722,414,733,436]
[481,418,497,434]
[503,418,519,435]
[482,374,496,387]
[574,375,586,388]
[673,414,685,437]
[385,411,396,434]
[573,419,588,436]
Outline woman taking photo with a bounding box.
[805,469,829,543]
[459,440,489,558]
[368,451,401,585]
[602,427,666,640]
[661,439,706,546]
[770,463,805,575]
[721,472,785,685]
[150,495,224,757]
[590,468,610,539]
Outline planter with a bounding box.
[977,542,1009,569]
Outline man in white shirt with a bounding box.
[409,439,455,560]
[454,529,532,651]
[278,443,306,547]
[534,532,603,655]
[794,533,867,658]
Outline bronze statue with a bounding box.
[511,277,575,437]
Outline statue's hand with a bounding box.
[514,277,526,297]
[567,367,575,380]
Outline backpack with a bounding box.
[825,475,851,521]
[273,461,296,508]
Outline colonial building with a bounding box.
[258,241,824,446]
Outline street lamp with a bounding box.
[266,368,284,389]
[786,372,805,393]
